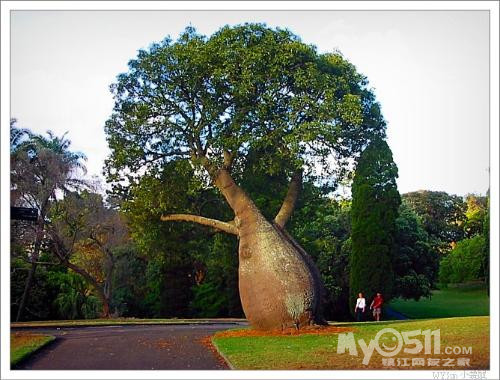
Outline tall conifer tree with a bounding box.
[349,138,401,313]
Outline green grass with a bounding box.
[11,332,56,367]
[389,283,489,319]
[11,317,244,328]
[213,316,489,370]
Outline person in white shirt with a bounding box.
[354,293,366,322]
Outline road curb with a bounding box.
[211,338,235,370]
[11,320,248,329]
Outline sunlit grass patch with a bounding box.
[389,283,489,319]
[11,332,55,367]
[213,316,489,370]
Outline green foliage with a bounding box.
[439,235,487,285]
[482,197,490,293]
[120,160,239,318]
[190,234,241,317]
[122,160,231,252]
[393,202,439,300]
[190,282,228,318]
[349,138,401,311]
[111,245,149,317]
[11,259,101,321]
[47,271,101,319]
[237,148,290,221]
[403,190,466,253]
[104,24,385,193]
[10,258,62,321]
[290,195,352,320]
[463,194,488,237]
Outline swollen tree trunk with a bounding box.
[237,217,325,330]
[163,168,326,330]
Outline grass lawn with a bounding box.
[10,332,55,367]
[11,317,244,328]
[389,283,489,319]
[212,316,489,370]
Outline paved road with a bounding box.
[13,323,244,370]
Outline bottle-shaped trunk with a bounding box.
[238,211,323,330]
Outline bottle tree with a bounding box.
[349,138,401,313]
[105,24,386,330]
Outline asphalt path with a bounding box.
[13,323,245,370]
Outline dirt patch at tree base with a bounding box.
[214,325,354,338]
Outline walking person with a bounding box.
[354,292,366,322]
[370,292,384,321]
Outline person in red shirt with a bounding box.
[370,293,384,321]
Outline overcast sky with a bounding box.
[10,10,490,196]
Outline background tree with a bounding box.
[11,254,64,321]
[463,194,488,238]
[49,271,101,319]
[403,190,466,253]
[109,245,150,317]
[482,196,490,294]
[438,235,487,285]
[349,138,401,312]
[392,201,439,300]
[10,121,86,321]
[439,193,489,287]
[104,24,385,329]
[48,191,128,317]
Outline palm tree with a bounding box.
[10,119,29,153]
[11,122,87,321]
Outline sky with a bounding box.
[9,9,491,196]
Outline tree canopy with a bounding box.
[403,190,466,253]
[105,24,386,193]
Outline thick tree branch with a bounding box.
[274,170,303,228]
[223,150,235,169]
[160,214,239,235]
[65,261,102,289]
[49,234,102,290]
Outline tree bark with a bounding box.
[274,170,303,228]
[160,214,238,235]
